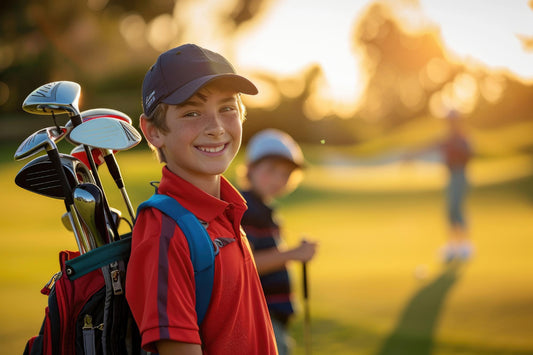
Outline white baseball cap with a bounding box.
[246,129,304,167]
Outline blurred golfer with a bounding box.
[240,129,318,355]
[441,110,473,262]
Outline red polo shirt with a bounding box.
[126,167,277,354]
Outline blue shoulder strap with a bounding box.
[137,194,215,326]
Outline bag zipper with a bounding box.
[82,314,104,355]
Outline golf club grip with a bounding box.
[70,113,82,127]
[103,151,136,222]
[303,262,309,299]
[83,145,103,185]
[103,153,124,188]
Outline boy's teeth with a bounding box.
[199,145,224,153]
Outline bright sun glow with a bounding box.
[234,0,533,117]
[143,0,533,118]
[235,0,368,117]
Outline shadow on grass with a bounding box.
[291,315,380,355]
[375,263,462,355]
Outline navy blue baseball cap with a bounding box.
[142,44,258,116]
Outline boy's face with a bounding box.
[248,157,297,200]
[148,84,243,183]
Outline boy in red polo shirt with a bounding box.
[125,43,278,355]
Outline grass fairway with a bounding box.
[1,149,532,354]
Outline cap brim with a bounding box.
[161,74,258,106]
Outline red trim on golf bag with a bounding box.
[24,250,105,355]
[59,251,105,353]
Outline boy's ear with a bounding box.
[139,113,163,148]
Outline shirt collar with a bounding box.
[157,166,247,224]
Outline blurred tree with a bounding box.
[0,0,272,119]
[351,2,533,136]
[353,3,455,126]
[230,0,270,27]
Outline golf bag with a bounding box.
[23,194,216,355]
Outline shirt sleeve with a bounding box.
[125,208,201,352]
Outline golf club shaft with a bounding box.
[303,262,311,355]
[46,148,91,253]
[67,206,91,253]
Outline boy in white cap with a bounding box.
[126,44,277,355]
[240,129,318,355]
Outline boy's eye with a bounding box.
[221,105,236,113]
[184,111,200,117]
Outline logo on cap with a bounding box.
[145,90,156,112]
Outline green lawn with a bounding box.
[1,148,532,354]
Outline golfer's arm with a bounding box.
[252,248,293,275]
[156,340,202,355]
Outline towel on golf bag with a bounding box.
[23,195,216,355]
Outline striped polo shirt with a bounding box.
[241,190,294,325]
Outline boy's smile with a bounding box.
[197,144,227,154]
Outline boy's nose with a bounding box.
[205,113,225,137]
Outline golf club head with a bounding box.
[109,207,122,229]
[22,81,81,116]
[15,154,94,199]
[73,183,109,247]
[65,108,133,145]
[14,126,67,161]
[81,108,132,124]
[60,154,96,185]
[69,116,142,150]
[70,145,106,170]
[61,207,122,232]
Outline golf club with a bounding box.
[303,262,311,355]
[69,114,141,222]
[78,107,133,123]
[15,153,94,199]
[22,81,81,117]
[22,81,120,240]
[69,116,141,151]
[73,183,111,248]
[71,141,137,226]
[62,207,123,233]
[80,109,137,220]
[20,82,139,244]
[70,144,106,169]
[15,153,95,245]
[14,154,91,253]
[14,126,67,161]
[70,144,137,224]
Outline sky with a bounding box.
[229,0,533,114]
[418,0,533,78]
